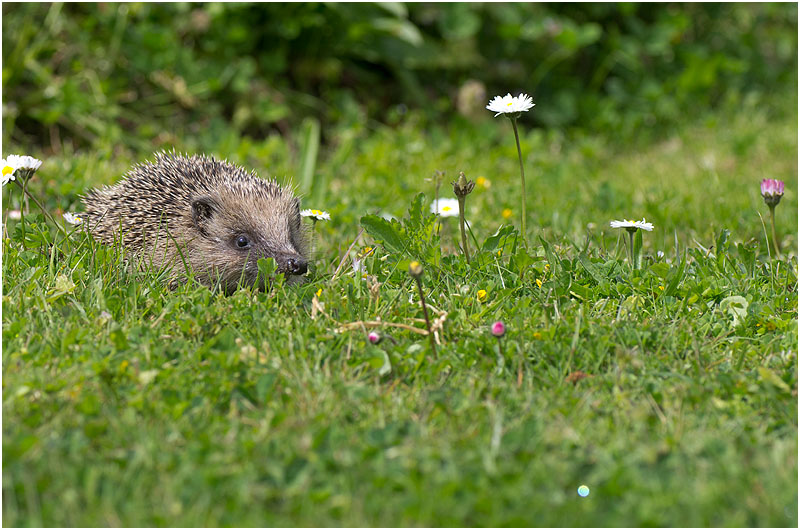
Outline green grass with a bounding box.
[2,94,797,526]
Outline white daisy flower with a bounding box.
[300,209,330,221]
[486,93,535,117]
[62,212,83,225]
[430,197,460,217]
[1,154,43,186]
[609,218,654,231]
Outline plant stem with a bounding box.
[414,276,437,358]
[18,179,26,243]
[14,179,64,235]
[496,337,505,369]
[769,204,781,257]
[510,117,527,244]
[457,197,470,263]
[434,171,442,213]
[628,230,635,269]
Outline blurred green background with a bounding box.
[3,2,797,155]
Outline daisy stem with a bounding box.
[414,276,437,359]
[311,219,317,252]
[17,179,27,243]
[457,196,470,263]
[769,204,781,258]
[495,336,505,365]
[14,178,63,235]
[628,230,635,270]
[510,117,527,245]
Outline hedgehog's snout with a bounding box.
[274,253,308,277]
[287,257,308,276]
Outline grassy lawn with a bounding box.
[2,94,797,526]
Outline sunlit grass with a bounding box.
[2,95,797,526]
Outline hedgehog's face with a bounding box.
[189,193,308,292]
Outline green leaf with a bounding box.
[376,2,407,18]
[407,192,427,229]
[258,257,278,279]
[578,253,604,284]
[378,350,392,376]
[371,17,423,46]
[361,214,406,254]
[482,225,516,253]
[663,252,686,297]
[569,283,592,301]
[539,236,560,275]
[648,262,670,279]
[720,295,748,327]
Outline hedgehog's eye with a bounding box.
[235,235,250,249]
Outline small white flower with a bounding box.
[609,218,654,231]
[62,212,83,225]
[2,154,42,186]
[430,198,460,217]
[300,209,330,221]
[486,93,535,117]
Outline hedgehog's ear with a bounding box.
[191,196,216,237]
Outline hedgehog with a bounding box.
[82,152,309,293]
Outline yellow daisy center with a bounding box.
[2,166,13,176]
[311,210,322,216]
[506,102,513,106]
[442,206,452,212]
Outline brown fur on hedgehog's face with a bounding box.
[188,189,308,293]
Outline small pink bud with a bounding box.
[368,331,381,344]
[491,321,505,337]
[761,179,785,207]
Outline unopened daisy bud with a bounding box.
[761,178,786,257]
[368,331,381,344]
[761,179,784,207]
[491,321,506,337]
[408,260,423,278]
[452,171,475,198]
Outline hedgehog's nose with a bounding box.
[287,257,308,275]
